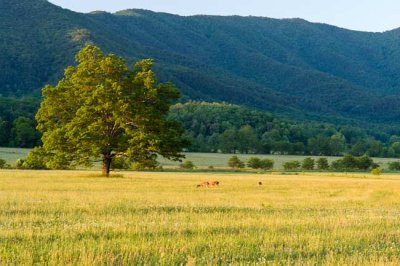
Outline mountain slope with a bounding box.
[3,0,400,124]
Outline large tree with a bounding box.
[35,45,189,176]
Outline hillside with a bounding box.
[3,0,400,123]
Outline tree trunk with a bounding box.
[102,156,112,177]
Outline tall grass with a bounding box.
[1,170,400,264]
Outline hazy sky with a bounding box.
[48,0,400,32]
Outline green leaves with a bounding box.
[35,45,188,172]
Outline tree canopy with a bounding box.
[34,45,189,176]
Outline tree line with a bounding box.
[3,99,400,159]
[227,154,380,172]
[170,102,400,158]
[0,97,40,148]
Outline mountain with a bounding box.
[3,0,400,124]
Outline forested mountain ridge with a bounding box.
[3,0,400,123]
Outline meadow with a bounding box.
[2,170,400,264]
[2,147,400,170]
[0,147,29,165]
[159,153,400,170]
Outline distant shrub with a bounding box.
[247,157,262,169]
[341,154,359,169]
[371,168,382,176]
[316,158,329,170]
[0,158,6,169]
[260,159,274,170]
[331,154,375,171]
[15,158,25,169]
[283,160,301,171]
[208,165,214,170]
[388,161,400,171]
[247,157,274,170]
[331,159,345,171]
[302,158,315,170]
[228,156,245,169]
[357,155,374,170]
[180,160,195,169]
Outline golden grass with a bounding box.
[1,170,400,264]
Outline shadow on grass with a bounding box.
[80,173,125,179]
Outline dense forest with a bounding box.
[173,102,400,157]
[4,99,400,158]
[4,0,400,125]
[0,97,40,148]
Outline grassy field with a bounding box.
[2,170,400,264]
[0,147,29,164]
[2,147,400,170]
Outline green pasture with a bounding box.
[1,148,400,170]
[0,147,29,164]
[1,170,400,264]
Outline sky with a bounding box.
[48,0,400,32]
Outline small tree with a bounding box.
[330,159,345,171]
[316,158,329,170]
[371,167,382,175]
[302,158,315,170]
[247,157,262,169]
[342,154,358,169]
[388,161,400,171]
[33,45,189,176]
[247,157,274,170]
[371,168,382,176]
[180,160,195,169]
[15,158,25,169]
[283,160,301,171]
[357,154,373,170]
[260,159,274,170]
[0,158,6,169]
[228,156,245,169]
